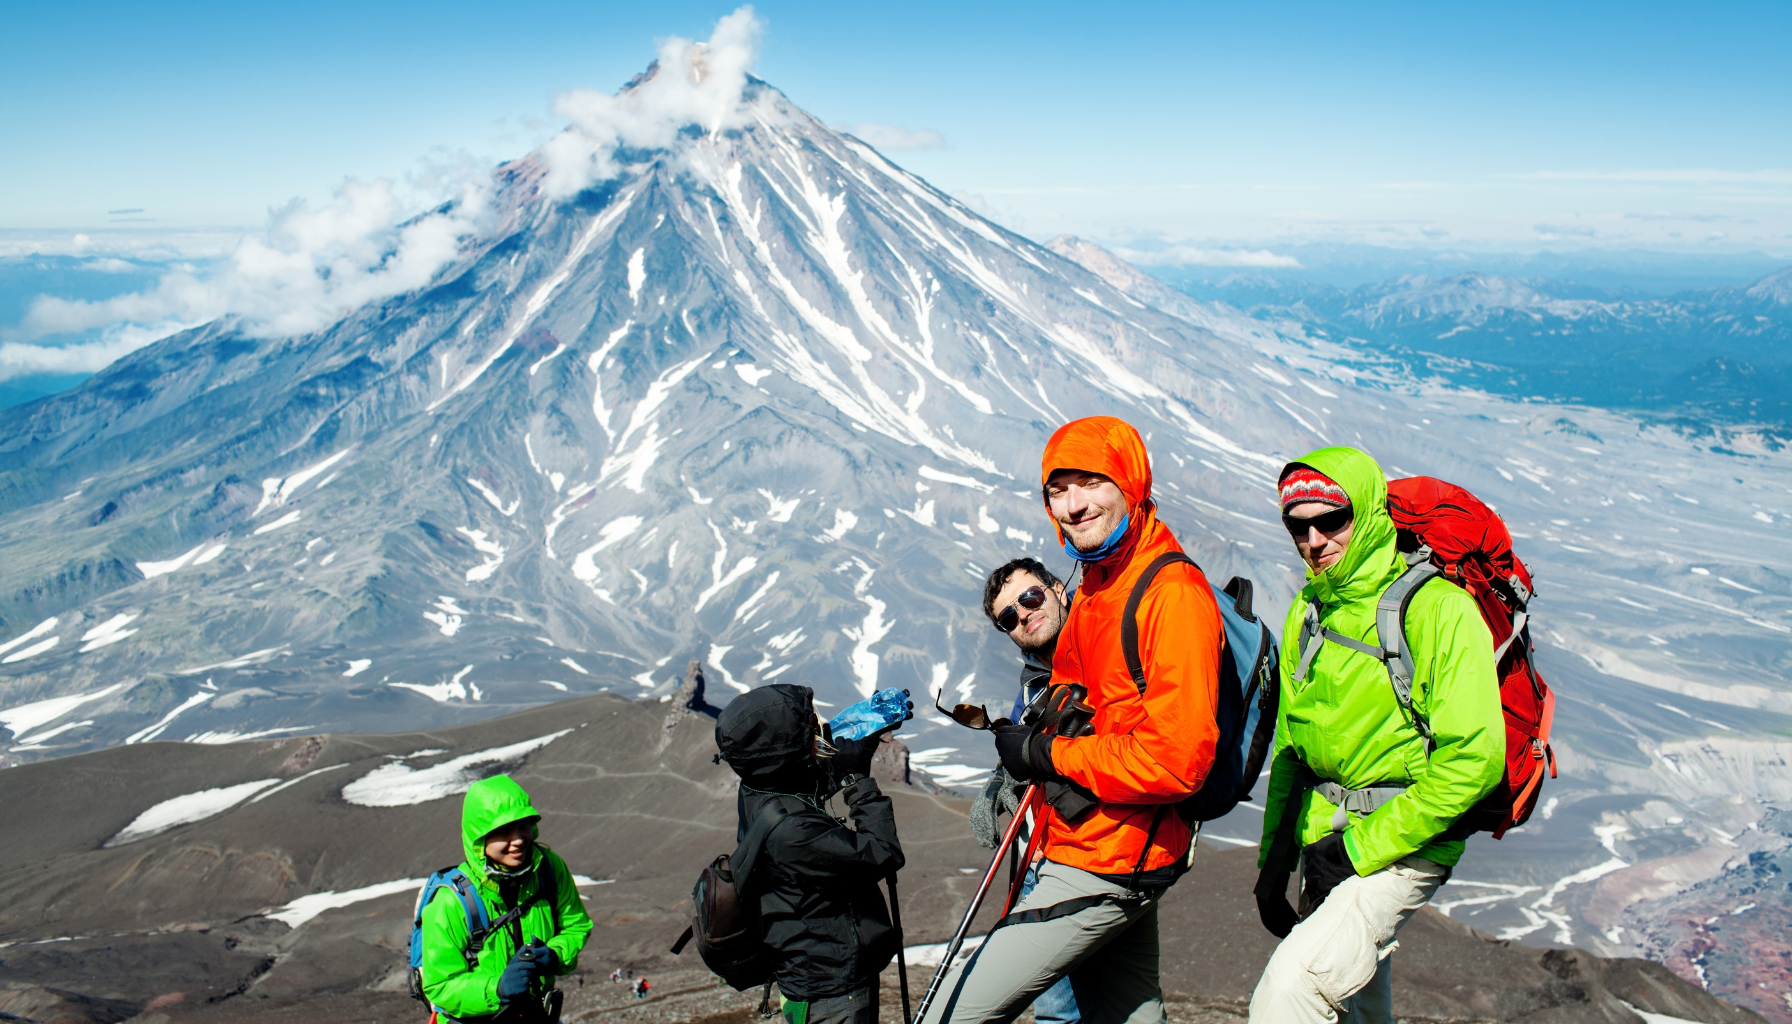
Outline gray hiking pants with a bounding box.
[919,859,1164,1024]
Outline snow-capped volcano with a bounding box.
[0,72,1308,753]
[6,55,1792,1012]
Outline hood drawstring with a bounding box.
[1063,512,1131,564]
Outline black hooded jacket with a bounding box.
[716,685,905,1000]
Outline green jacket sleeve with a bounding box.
[1256,748,1304,871]
[421,886,501,1017]
[1257,603,1304,870]
[543,851,594,974]
[1342,585,1506,873]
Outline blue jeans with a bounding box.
[1019,866,1082,1024]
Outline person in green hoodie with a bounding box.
[1250,448,1504,1024]
[420,775,594,1022]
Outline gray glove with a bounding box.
[969,766,1027,849]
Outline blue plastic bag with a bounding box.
[829,688,914,741]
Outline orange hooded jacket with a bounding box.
[1039,416,1224,877]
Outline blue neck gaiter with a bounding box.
[1063,512,1131,564]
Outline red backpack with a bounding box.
[1378,476,1557,839]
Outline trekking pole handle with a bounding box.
[912,783,1039,1024]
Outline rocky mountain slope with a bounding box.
[0,680,1764,1024]
[2,61,1792,1020]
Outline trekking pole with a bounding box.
[887,874,911,1024]
[911,783,1040,1024]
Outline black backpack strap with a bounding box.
[482,859,563,951]
[730,796,798,897]
[1122,552,1200,695]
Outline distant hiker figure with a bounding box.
[1250,452,1504,1023]
[970,556,1082,1024]
[411,774,593,1023]
[923,416,1226,1024]
[633,977,649,999]
[712,684,906,1024]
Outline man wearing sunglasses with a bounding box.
[981,557,1070,715]
[1250,454,1502,1023]
[972,557,1083,1024]
[921,416,1224,1024]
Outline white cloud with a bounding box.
[1506,168,1792,184]
[0,323,192,381]
[838,123,946,152]
[7,176,492,370]
[0,8,766,385]
[541,7,766,199]
[1112,244,1301,269]
[0,230,244,261]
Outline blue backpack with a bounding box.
[406,864,558,1005]
[1120,552,1279,824]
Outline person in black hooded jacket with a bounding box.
[715,683,906,1024]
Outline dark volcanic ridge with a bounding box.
[0,688,1765,1024]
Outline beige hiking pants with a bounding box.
[1248,855,1448,1024]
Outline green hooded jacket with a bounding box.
[1257,447,1505,875]
[420,776,594,1020]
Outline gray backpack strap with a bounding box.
[1296,600,1400,677]
[1375,563,1441,739]
[1294,602,1324,682]
[1297,565,1441,741]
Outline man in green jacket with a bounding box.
[1251,448,1504,1023]
[421,775,594,1022]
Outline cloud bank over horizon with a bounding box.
[1,7,774,384]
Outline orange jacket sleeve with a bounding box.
[1048,563,1223,804]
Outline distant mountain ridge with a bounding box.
[1157,260,1792,433]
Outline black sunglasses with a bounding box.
[934,690,1002,731]
[1281,505,1353,539]
[993,586,1049,633]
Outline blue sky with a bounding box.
[2,0,1789,255]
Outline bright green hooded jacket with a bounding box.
[1257,447,1505,875]
[421,776,594,1020]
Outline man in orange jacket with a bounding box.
[920,416,1225,1024]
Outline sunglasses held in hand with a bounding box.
[933,689,1007,731]
[992,586,1049,633]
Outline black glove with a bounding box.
[994,724,1057,782]
[831,734,883,778]
[497,945,545,1002]
[1297,831,1358,919]
[1253,868,1298,938]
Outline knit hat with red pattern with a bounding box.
[1279,466,1349,513]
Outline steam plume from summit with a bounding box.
[542,7,767,198]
